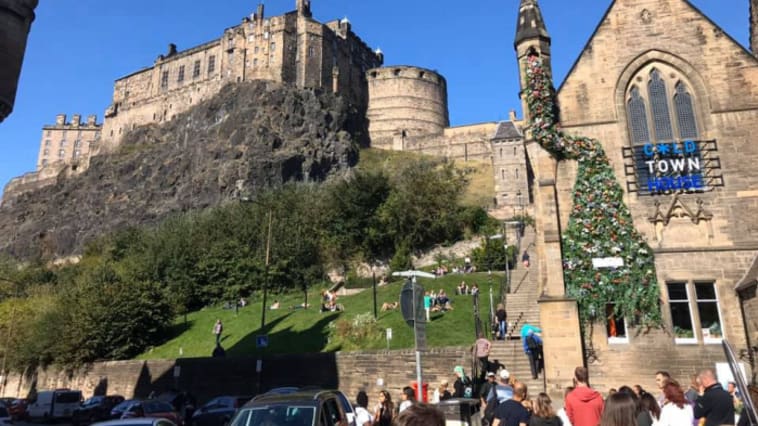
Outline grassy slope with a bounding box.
[138,272,502,360]
[138,148,497,359]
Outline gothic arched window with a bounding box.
[674,82,698,140]
[624,63,702,195]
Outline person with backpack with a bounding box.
[521,324,543,380]
[453,366,473,398]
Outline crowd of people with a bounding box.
[347,363,753,426]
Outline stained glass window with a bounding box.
[627,86,649,144]
[648,69,674,141]
[674,82,698,139]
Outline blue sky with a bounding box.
[0,0,749,190]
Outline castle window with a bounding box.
[253,58,258,66]
[43,148,49,156]
[271,42,276,51]
[694,282,723,343]
[513,146,517,156]
[73,150,81,159]
[178,66,185,83]
[95,131,101,139]
[193,60,201,79]
[208,55,216,74]
[499,148,503,158]
[60,139,66,147]
[667,282,695,344]
[58,148,65,158]
[227,38,233,49]
[515,168,519,180]
[74,140,81,149]
[308,47,315,58]
[161,70,169,90]
[501,169,505,180]
[45,139,51,146]
[255,46,259,54]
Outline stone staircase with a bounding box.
[486,226,545,395]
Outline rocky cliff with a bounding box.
[0,81,362,258]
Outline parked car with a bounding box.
[0,405,12,426]
[189,396,251,426]
[93,417,177,426]
[231,389,349,426]
[27,389,83,421]
[73,395,126,425]
[110,400,140,420]
[257,387,355,426]
[6,398,27,421]
[122,400,182,426]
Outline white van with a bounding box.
[27,389,83,420]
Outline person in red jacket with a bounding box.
[565,366,604,426]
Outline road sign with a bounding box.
[400,280,425,327]
[256,335,269,348]
[592,257,624,269]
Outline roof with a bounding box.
[245,390,337,407]
[514,0,550,48]
[735,252,758,291]
[557,0,758,94]
[493,121,522,140]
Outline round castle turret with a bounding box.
[366,66,449,147]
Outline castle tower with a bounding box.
[296,0,312,17]
[751,0,758,55]
[514,0,551,123]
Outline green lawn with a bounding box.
[137,272,503,359]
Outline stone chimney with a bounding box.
[509,110,518,122]
[71,114,81,127]
[167,43,177,57]
[55,114,67,126]
[86,114,97,126]
[296,0,312,17]
[255,3,264,21]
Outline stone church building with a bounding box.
[512,0,758,392]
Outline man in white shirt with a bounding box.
[354,391,373,426]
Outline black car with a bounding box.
[73,395,126,426]
[230,390,348,426]
[109,399,140,420]
[189,396,251,426]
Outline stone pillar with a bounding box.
[526,141,584,399]
[0,0,39,123]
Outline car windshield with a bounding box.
[113,400,135,412]
[144,401,174,413]
[83,396,104,406]
[231,406,315,426]
[56,392,82,403]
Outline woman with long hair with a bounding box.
[637,392,661,426]
[657,382,694,426]
[529,393,563,426]
[374,390,394,426]
[600,393,638,426]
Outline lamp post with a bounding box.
[372,265,378,320]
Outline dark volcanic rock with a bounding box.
[0,81,362,258]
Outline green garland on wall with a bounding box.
[524,54,662,328]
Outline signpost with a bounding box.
[393,270,435,400]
